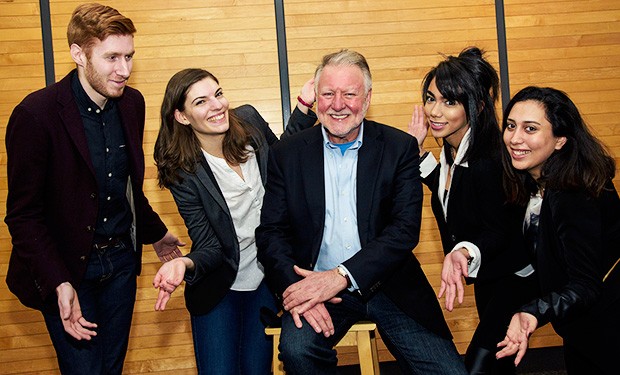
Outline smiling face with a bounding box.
[424,78,469,148]
[72,34,135,108]
[316,64,371,144]
[174,77,230,143]
[503,100,567,180]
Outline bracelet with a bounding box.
[297,95,314,108]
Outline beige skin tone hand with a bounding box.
[407,104,428,155]
[295,78,316,114]
[282,265,346,337]
[496,312,538,366]
[153,231,186,262]
[438,248,470,311]
[56,282,98,340]
[153,257,194,310]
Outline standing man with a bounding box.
[5,3,183,374]
[256,49,467,374]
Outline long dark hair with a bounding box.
[422,47,501,164]
[154,68,254,188]
[502,86,616,205]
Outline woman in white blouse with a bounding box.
[151,69,309,374]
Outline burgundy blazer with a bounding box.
[5,70,167,312]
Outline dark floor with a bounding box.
[340,346,567,374]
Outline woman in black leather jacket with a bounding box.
[497,86,620,374]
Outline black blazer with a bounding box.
[5,70,167,312]
[520,184,620,337]
[171,105,309,315]
[424,156,530,281]
[256,108,452,339]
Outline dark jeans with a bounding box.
[43,238,137,375]
[279,291,468,375]
[190,280,277,375]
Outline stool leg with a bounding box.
[272,333,285,375]
[356,330,376,375]
[369,331,380,375]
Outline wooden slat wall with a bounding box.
[1,0,618,373]
[504,0,620,186]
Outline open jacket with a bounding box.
[171,105,310,315]
[424,155,530,282]
[519,184,620,338]
[256,107,453,339]
[5,70,167,312]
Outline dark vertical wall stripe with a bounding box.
[274,0,291,130]
[39,0,55,86]
[495,0,511,111]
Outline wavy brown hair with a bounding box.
[154,68,255,188]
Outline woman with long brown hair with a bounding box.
[151,68,309,374]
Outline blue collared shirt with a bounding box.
[315,124,364,289]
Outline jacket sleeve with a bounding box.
[168,178,226,285]
[284,106,317,138]
[519,190,605,327]
[469,160,527,267]
[5,104,70,302]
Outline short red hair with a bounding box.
[67,3,136,56]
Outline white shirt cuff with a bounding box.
[338,264,359,292]
[451,241,481,278]
[419,152,438,179]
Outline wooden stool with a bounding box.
[265,322,380,375]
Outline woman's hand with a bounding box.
[296,78,316,114]
[153,257,193,310]
[407,105,429,154]
[497,312,538,366]
[437,249,469,311]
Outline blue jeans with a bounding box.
[190,280,276,375]
[279,291,467,375]
[43,238,137,375]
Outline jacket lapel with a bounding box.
[197,157,230,214]
[356,121,383,240]
[301,127,326,230]
[57,72,96,176]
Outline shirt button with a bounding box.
[95,109,100,114]
[106,147,109,153]
[103,218,108,222]
[107,196,111,201]
[108,172,112,177]
[90,193,96,199]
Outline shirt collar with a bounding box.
[321,121,364,150]
[71,71,116,113]
[440,127,471,168]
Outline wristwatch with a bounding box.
[336,265,352,288]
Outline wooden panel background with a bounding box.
[0,0,618,373]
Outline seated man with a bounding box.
[256,49,467,374]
